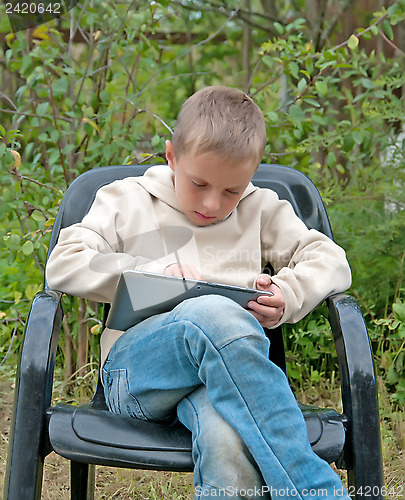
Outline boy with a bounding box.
[47,86,351,499]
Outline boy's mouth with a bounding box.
[194,211,216,221]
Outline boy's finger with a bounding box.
[256,295,274,305]
[256,274,272,289]
[184,265,201,280]
[248,300,281,317]
[256,294,285,308]
[247,307,282,328]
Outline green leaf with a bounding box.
[100,90,110,103]
[31,211,45,222]
[14,291,22,305]
[50,129,60,142]
[386,363,399,385]
[61,144,75,154]
[297,77,307,93]
[348,34,359,50]
[393,302,405,323]
[383,19,394,40]
[267,111,279,123]
[361,78,376,89]
[25,283,42,301]
[289,61,299,79]
[315,80,328,97]
[5,234,21,251]
[352,130,363,144]
[274,22,284,35]
[6,129,22,140]
[288,104,305,125]
[52,78,69,97]
[36,102,49,116]
[151,134,160,147]
[343,133,355,152]
[303,98,321,108]
[38,133,49,142]
[22,240,34,256]
[322,50,337,61]
[62,67,76,74]
[327,151,337,167]
[3,149,14,167]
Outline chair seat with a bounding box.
[48,404,194,471]
[47,403,346,471]
[298,404,347,465]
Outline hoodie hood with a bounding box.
[134,165,181,211]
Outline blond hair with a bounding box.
[172,86,266,167]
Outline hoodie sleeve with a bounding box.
[259,190,352,324]
[46,180,175,303]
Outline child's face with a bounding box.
[166,141,256,226]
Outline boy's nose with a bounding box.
[202,193,221,213]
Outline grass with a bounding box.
[0,361,403,499]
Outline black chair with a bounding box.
[4,164,384,499]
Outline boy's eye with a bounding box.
[192,181,206,188]
[191,180,239,195]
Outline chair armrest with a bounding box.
[17,289,63,414]
[4,289,63,499]
[327,293,384,495]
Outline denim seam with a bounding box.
[123,370,154,421]
[183,396,235,493]
[217,334,257,351]
[183,395,203,487]
[182,319,305,500]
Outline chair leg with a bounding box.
[3,446,44,500]
[70,461,95,500]
[328,294,384,499]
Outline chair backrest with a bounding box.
[47,163,333,261]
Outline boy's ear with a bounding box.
[165,140,176,171]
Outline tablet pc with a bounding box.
[106,270,273,331]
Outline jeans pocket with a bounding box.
[103,367,148,421]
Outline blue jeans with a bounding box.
[103,295,349,500]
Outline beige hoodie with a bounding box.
[46,165,351,366]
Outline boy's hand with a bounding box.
[248,274,285,328]
[165,263,201,280]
